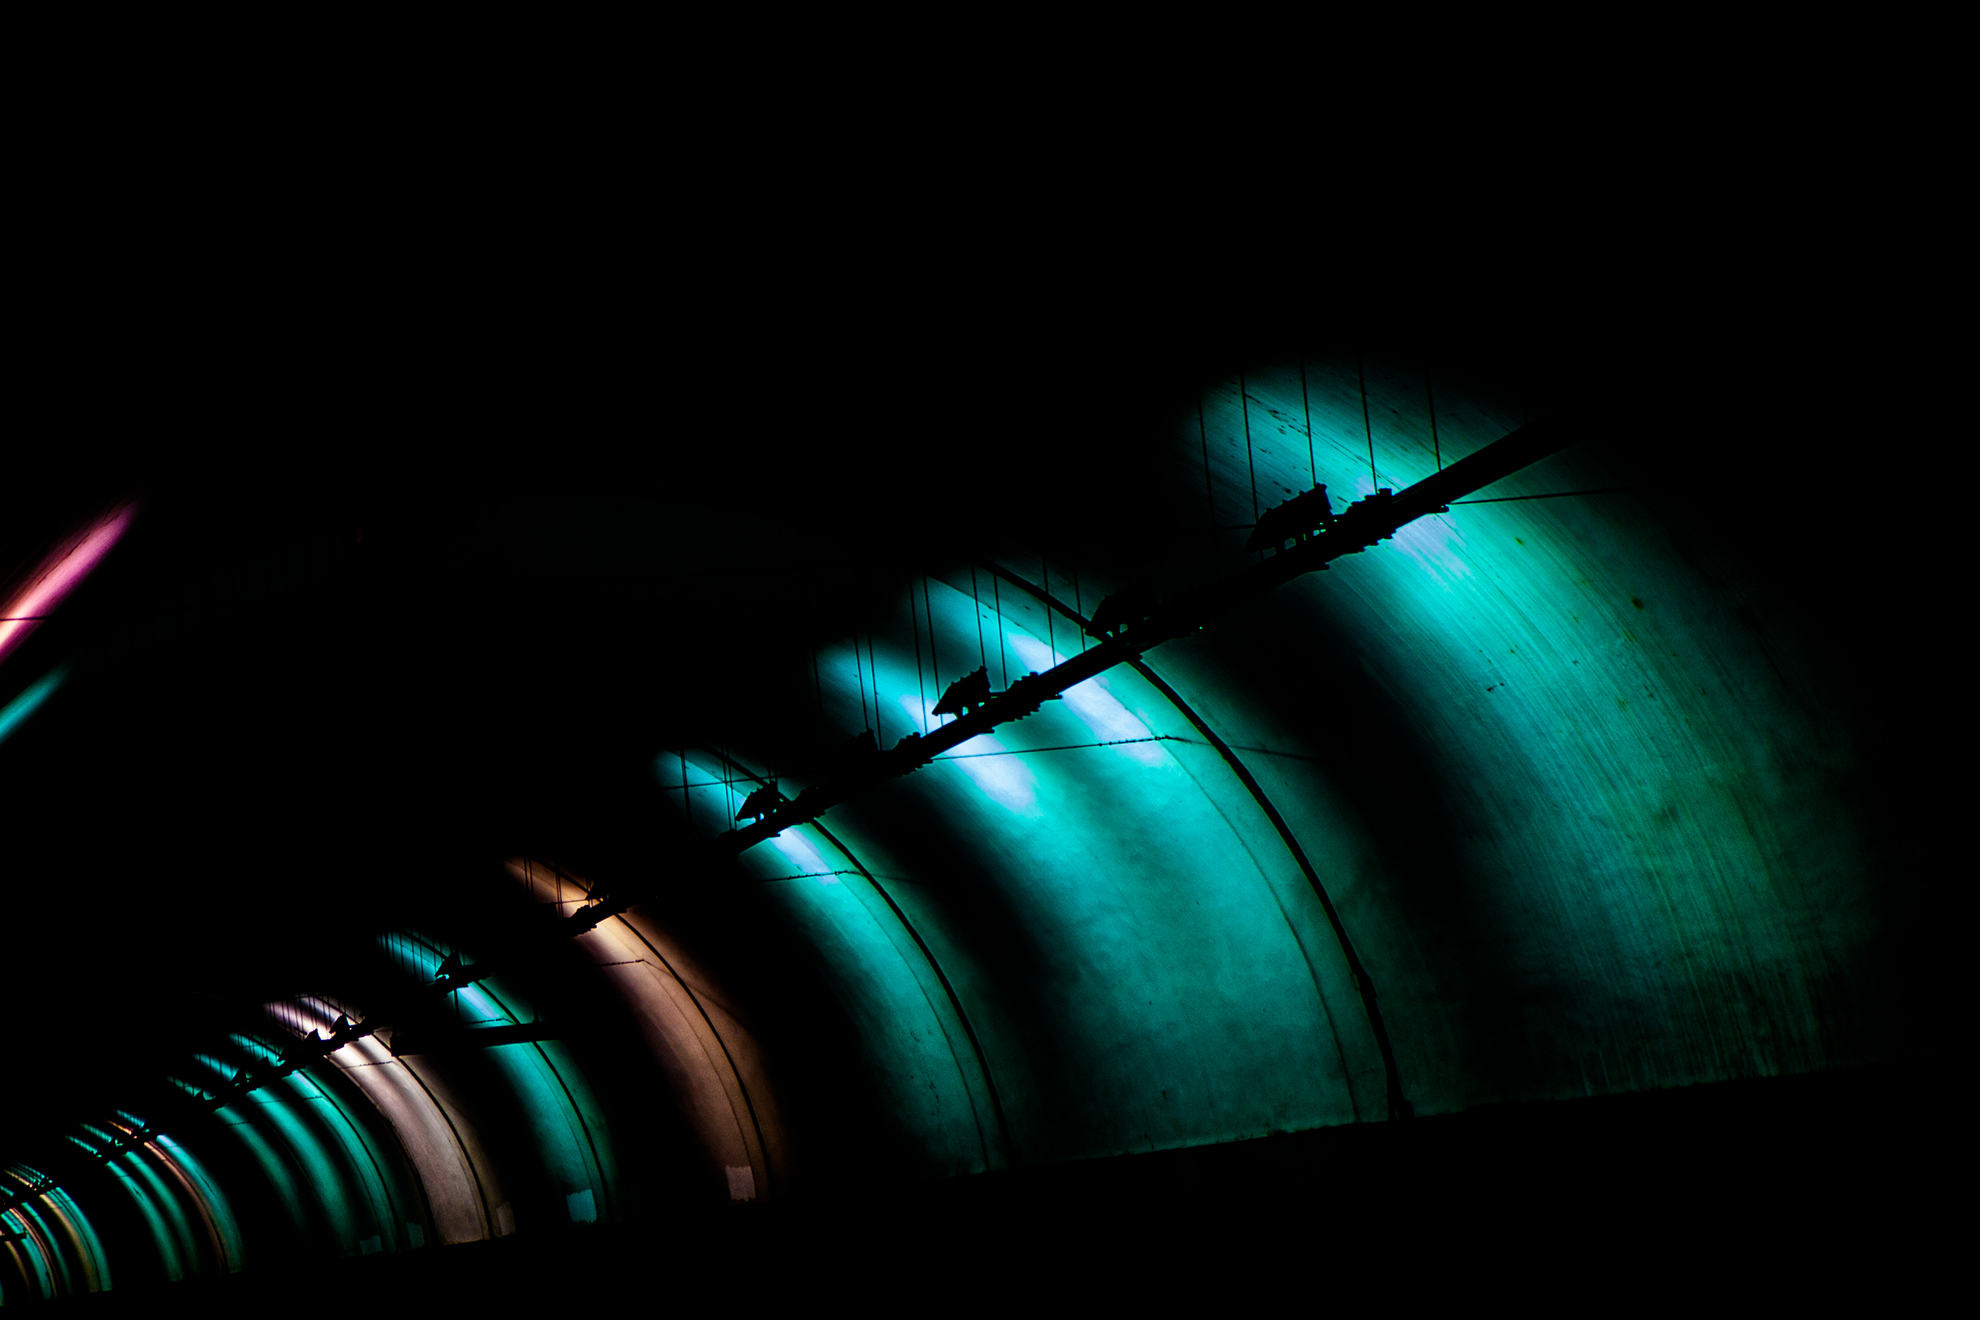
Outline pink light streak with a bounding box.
[0,503,136,668]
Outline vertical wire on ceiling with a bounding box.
[1041,551,1055,661]
[922,574,939,708]
[1357,348,1379,489]
[1070,543,1083,650]
[1240,370,1259,525]
[1299,355,1316,487]
[970,563,987,672]
[909,580,926,731]
[853,633,870,735]
[1425,356,1442,472]
[867,631,881,743]
[990,559,1008,690]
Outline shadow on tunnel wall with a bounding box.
[0,274,1949,1302]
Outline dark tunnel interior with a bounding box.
[1,245,1954,1306]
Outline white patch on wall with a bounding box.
[1008,634,1166,765]
[900,694,1040,815]
[495,1202,516,1236]
[566,1188,596,1223]
[725,1165,757,1201]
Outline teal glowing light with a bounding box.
[210,1102,306,1236]
[114,1148,202,1279]
[279,1069,404,1252]
[77,1121,206,1279]
[13,1204,68,1297]
[154,1135,243,1274]
[765,826,834,882]
[212,1037,365,1252]
[899,695,1039,816]
[1170,356,1883,1108]
[0,666,67,747]
[1006,633,1167,766]
[669,749,1002,1175]
[156,1072,307,1246]
[3,1208,54,1299]
[721,571,1387,1167]
[97,1156,184,1282]
[379,932,616,1228]
[41,1187,109,1294]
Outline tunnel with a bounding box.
[0,291,1944,1306]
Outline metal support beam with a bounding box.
[1,411,1580,1205]
[710,413,1577,862]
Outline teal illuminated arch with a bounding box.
[378,931,620,1232]
[0,347,1892,1299]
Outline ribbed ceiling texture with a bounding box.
[0,306,1938,1306]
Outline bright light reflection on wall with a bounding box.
[505,859,777,1203]
[1006,633,1168,767]
[283,996,485,1245]
[899,695,1039,816]
[0,504,135,668]
[378,932,614,1231]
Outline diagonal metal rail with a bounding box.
[701,413,1578,864]
[1,412,1579,1221]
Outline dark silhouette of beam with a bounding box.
[712,413,1577,860]
[0,412,1579,1218]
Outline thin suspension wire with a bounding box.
[852,633,870,734]
[1070,545,1083,653]
[1357,348,1378,489]
[990,559,1008,689]
[1041,551,1055,661]
[867,631,881,743]
[970,563,987,670]
[1425,357,1442,471]
[1240,371,1258,523]
[1451,485,1659,505]
[1299,356,1316,487]
[909,580,927,730]
[922,574,940,704]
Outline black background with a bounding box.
[2,143,1953,1298]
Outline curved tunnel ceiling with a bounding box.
[0,331,1935,1301]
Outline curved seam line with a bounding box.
[1125,659,1375,1118]
[603,905,775,1201]
[539,857,767,1193]
[1151,712,1361,1121]
[295,1070,408,1246]
[389,1057,494,1239]
[326,1060,439,1242]
[466,977,616,1224]
[14,1204,72,1297]
[138,1145,230,1275]
[984,561,1412,1120]
[811,817,1015,1171]
[710,749,1014,1170]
